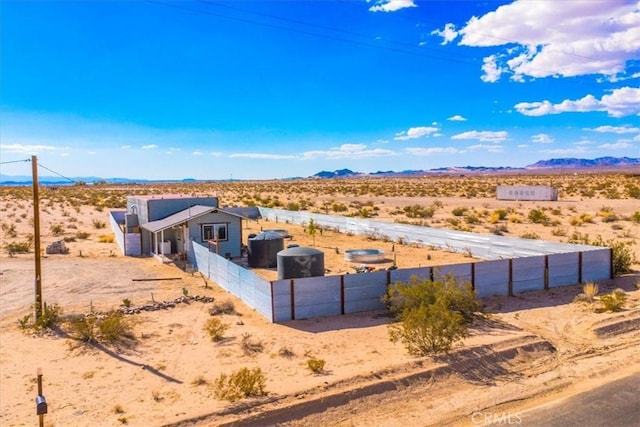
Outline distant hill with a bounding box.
[526,156,640,169]
[309,157,639,179]
[1,157,638,184]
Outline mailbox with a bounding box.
[36,395,48,415]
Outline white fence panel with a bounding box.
[272,280,292,322]
[582,248,611,282]
[344,271,387,313]
[512,256,546,293]
[433,263,473,284]
[390,267,431,284]
[252,276,273,320]
[293,276,342,319]
[474,260,510,298]
[548,252,579,288]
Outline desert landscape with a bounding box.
[1,172,639,426]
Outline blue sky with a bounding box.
[1,0,639,180]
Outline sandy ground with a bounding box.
[1,179,639,426]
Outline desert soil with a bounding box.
[1,180,639,426]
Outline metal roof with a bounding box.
[141,205,245,233]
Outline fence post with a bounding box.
[470,262,475,291]
[340,275,345,315]
[290,279,295,320]
[578,252,583,284]
[544,255,549,290]
[508,259,514,296]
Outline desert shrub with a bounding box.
[403,204,436,219]
[306,358,326,374]
[551,227,567,237]
[213,367,267,401]
[209,300,236,316]
[508,213,522,223]
[76,231,90,239]
[35,302,63,331]
[382,275,480,355]
[6,241,31,255]
[599,289,627,312]
[63,236,76,242]
[92,219,106,229]
[204,318,230,342]
[98,234,115,243]
[631,211,640,223]
[241,333,264,355]
[66,314,98,342]
[574,282,599,304]
[278,346,295,358]
[98,312,135,344]
[451,207,468,216]
[66,311,135,345]
[520,232,540,240]
[528,209,548,224]
[50,223,65,235]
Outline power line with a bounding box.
[35,162,77,184]
[146,0,476,66]
[0,158,30,165]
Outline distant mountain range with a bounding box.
[311,157,640,179]
[0,157,638,184]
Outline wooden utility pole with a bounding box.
[32,155,43,321]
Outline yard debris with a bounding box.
[46,240,69,255]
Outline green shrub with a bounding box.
[383,275,481,355]
[66,311,135,345]
[204,318,230,342]
[214,368,267,401]
[599,289,627,312]
[528,209,548,224]
[6,241,31,255]
[35,302,63,331]
[306,358,326,374]
[590,236,637,277]
[451,207,467,216]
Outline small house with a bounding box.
[112,194,246,264]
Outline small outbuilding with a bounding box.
[496,185,558,201]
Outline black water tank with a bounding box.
[247,231,284,268]
[277,247,324,280]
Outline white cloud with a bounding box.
[447,115,467,121]
[515,87,640,117]
[0,143,59,154]
[540,147,589,155]
[468,144,504,153]
[447,0,640,81]
[585,125,640,134]
[405,147,460,156]
[394,126,440,140]
[532,133,554,144]
[209,152,223,157]
[302,143,395,159]
[368,0,416,13]
[598,142,633,149]
[480,55,503,83]
[229,153,296,160]
[431,23,458,45]
[451,130,508,142]
[141,144,158,150]
[192,151,204,156]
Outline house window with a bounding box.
[201,223,228,242]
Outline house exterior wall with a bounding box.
[187,211,242,258]
[126,195,219,223]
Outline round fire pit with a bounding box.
[344,249,385,263]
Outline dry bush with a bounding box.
[204,318,230,342]
[213,367,267,401]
